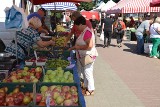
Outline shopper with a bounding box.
[102,14,113,48]
[135,17,154,54]
[64,11,93,47]
[114,17,126,47]
[149,17,160,58]
[5,14,55,60]
[68,16,98,96]
[90,15,99,44]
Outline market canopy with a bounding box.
[101,0,116,12]
[29,0,92,5]
[107,0,130,13]
[150,0,160,7]
[80,11,100,21]
[122,0,160,13]
[41,2,77,11]
[95,1,106,10]
[107,0,160,13]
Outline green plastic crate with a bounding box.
[35,83,82,107]
[0,83,35,107]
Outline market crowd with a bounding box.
[100,13,160,59]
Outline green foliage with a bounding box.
[103,0,120,3]
[78,2,95,11]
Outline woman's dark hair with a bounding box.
[74,16,86,25]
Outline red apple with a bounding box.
[38,101,46,106]
[65,92,72,99]
[50,99,56,106]
[6,95,14,102]
[14,97,23,105]
[36,94,42,103]
[7,101,14,106]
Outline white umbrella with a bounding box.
[101,0,116,12]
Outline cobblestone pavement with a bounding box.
[84,38,160,107]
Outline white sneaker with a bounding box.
[153,56,158,58]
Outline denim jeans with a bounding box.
[116,30,124,44]
[136,34,144,54]
[104,31,112,46]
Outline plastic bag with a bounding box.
[144,43,153,54]
[100,31,104,41]
[4,5,24,29]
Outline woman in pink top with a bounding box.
[69,16,98,96]
[64,11,93,46]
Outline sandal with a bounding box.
[83,90,94,96]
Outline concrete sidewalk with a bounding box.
[84,39,160,107]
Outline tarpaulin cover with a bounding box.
[81,11,100,21]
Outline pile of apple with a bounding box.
[36,85,79,106]
[43,67,74,83]
[3,67,43,83]
[0,87,33,106]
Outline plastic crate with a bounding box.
[0,83,35,107]
[35,83,82,107]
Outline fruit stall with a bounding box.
[0,23,86,106]
[0,48,86,107]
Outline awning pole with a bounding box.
[31,0,34,12]
[13,0,15,5]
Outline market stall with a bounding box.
[150,0,160,7]
[0,0,94,106]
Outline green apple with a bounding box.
[35,67,42,73]
[40,86,48,93]
[24,67,29,71]
[46,70,53,75]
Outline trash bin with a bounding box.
[125,29,131,41]
[130,28,137,41]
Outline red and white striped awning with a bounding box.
[150,0,160,7]
[122,0,160,13]
[107,0,160,13]
[107,0,131,13]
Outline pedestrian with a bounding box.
[90,15,99,44]
[68,16,98,96]
[114,17,126,48]
[5,14,55,61]
[135,17,154,54]
[64,11,93,47]
[135,17,143,28]
[149,17,160,58]
[129,16,135,28]
[102,14,114,48]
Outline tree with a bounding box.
[78,0,120,11]
[78,2,95,11]
[103,0,120,3]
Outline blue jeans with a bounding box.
[136,34,144,54]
